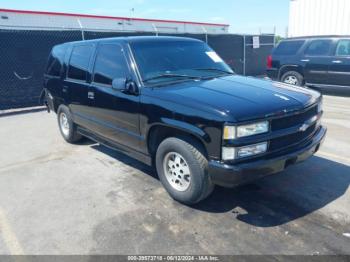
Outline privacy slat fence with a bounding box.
[0,29,274,110]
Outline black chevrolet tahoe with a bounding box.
[267,36,350,87]
[41,36,326,204]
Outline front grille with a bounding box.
[269,123,317,151]
[271,105,318,131]
[268,104,319,152]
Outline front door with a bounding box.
[303,39,333,85]
[89,43,141,150]
[328,39,350,87]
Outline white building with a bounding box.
[0,8,229,35]
[288,0,350,37]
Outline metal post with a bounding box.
[201,26,208,43]
[152,23,158,36]
[243,35,246,76]
[77,18,85,40]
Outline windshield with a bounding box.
[130,40,233,84]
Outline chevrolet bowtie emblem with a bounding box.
[299,123,309,132]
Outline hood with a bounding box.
[153,75,321,122]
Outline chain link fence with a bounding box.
[0,28,274,110]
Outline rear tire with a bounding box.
[57,105,82,143]
[155,137,214,205]
[281,71,304,86]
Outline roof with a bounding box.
[0,8,230,27]
[286,35,350,40]
[63,36,203,45]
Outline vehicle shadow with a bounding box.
[194,156,350,227]
[90,144,157,179]
[91,144,350,227]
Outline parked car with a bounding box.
[267,36,350,87]
[41,36,326,204]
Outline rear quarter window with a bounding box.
[46,45,67,77]
[273,40,305,56]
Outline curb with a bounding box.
[0,106,46,117]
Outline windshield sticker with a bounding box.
[206,51,223,63]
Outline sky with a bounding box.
[0,0,290,36]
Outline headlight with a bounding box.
[222,142,268,160]
[236,142,268,158]
[237,121,269,137]
[223,121,269,139]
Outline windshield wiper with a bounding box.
[143,74,200,83]
[192,68,234,75]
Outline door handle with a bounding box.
[88,91,95,99]
[62,86,68,93]
[332,60,343,64]
[301,59,310,62]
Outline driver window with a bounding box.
[93,43,128,86]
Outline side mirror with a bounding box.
[112,78,138,95]
[126,81,138,95]
[112,78,127,90]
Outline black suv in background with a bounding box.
[41,36,326,204]
[267,36,350,87]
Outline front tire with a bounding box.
[155,137,214,205]
[57,105,82,143]
[281,71,304,86]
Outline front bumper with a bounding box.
[209,126,327,187]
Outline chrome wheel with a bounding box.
[284,75,299,85]
[163,152,191,191]
[59,112,70,137]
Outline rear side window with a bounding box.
[93,43,128,86]
[46,45,66,77]
[274,40,305,55]
[335,39,350,56]
[304,40,332,56]
[68,45,94,81]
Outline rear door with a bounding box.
[328,39,350,87]
[63,44,95,128]
[303,39,333,85]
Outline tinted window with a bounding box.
[335,39,350,56]
[130,40,232,81]
[274,40,305,55]
[93,44,128,86]
[68,45,94,81]
[305,40,332,56]
[46,45,67,76]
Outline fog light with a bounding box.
[237,142,268,158]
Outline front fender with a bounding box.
[145,118,223,160]
[159,118,210,143]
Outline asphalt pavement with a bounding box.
[0,95,349,255]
